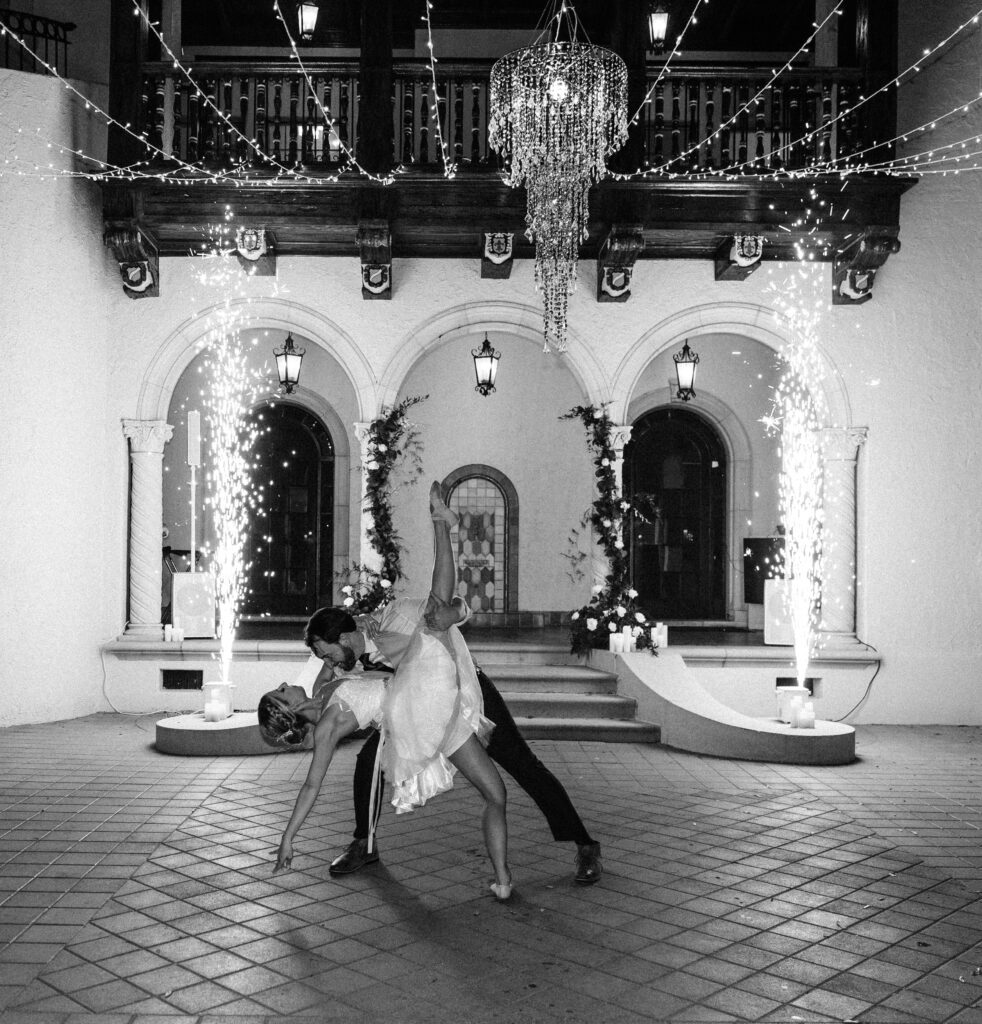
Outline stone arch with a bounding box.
[442,464,520,614]
[626,392,754,623]
[135,296,378,423]
[611,301,852,427]
[377,300,610,407]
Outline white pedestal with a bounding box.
[171,573,216,638]
[764,579,793,646]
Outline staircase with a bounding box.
[468,640,660,744]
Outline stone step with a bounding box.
[477,664,618,694]
[513,717,661,744]
[466,642,579,666]
[498,691,639,720]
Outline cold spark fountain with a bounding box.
[193,212,265,686]
[765,260,830,687]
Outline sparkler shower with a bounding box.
[765,262,831,686]
[193,213,265,683]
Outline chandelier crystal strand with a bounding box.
[490,37,628,353]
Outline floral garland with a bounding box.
[338,395,428,613]
[561,403,657,657]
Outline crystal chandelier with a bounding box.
[489,4,629,353]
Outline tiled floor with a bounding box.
[2,716,982,1023]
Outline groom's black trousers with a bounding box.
[350,668,594,846]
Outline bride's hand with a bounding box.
[273,838,293,873]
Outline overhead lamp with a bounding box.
[298,0,320,41]
[673,339,699,402]
[274,333,305,394]
[647,3,669,52]
[472,334,501,396]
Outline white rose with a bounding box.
[602,519,612,528]
[376,443,388,452]
[633,625,642,637]
[366,460,379,470]
[628,589,638,598]
[617,605,626,617]
[342,597,355,607]
[586,617,598,631]
[620,501,630,511]
[571,611,580,621]
[592,408,603,419]
[614,539,624,549]
[591,584,603,595]
[379,579,392,589]
[601,457,610,467]
[608,621,617,632]
[341,585,353,595]
[635,612,645,623]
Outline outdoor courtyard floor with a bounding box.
[1,715,981,1023]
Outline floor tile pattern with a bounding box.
[1,716,981,1023]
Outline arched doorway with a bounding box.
[625,407,726,620]
[444,466,519,614]
[242,403,335,618]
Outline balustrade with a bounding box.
[0,7,75,78]
[139,60,869,175]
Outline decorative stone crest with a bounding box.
[596,225,644,302]
[104,228,159,299]
[481,232,514,279]
[356,220,392,300]
[235,227,276,276]
[714,233,765,281]
[833,230,901,305]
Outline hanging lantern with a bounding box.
[647,3,669,51]
[673,340,699,401]
[298,0,320,41]
[274,333,305,393]
[472,334,501,397]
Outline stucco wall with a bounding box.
[0,70,119,726]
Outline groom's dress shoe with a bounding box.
[329,838,380,875]
[574,842,602,885]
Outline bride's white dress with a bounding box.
[379,619,493,813]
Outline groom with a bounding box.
[304,602,603,885]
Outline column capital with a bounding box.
[122,419,174,455]
[609,424,634,455]
[819,426,868,461]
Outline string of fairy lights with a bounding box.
[3,1,982,187]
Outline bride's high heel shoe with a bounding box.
[429,480,459,527]
[489,878,513,902]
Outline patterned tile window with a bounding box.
[449,477,506,612]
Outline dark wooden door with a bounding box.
[625,407,726,620]
[242,404,334,617]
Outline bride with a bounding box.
[258,482,513,901]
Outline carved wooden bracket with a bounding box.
[596,224,644,302]
[104,227,158,299]
[235,227,276,276]
[481,232,514,279]
[356,219,392,299]
[832,230,901,305]
[714,233,765,281]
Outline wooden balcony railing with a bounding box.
[0,8,75,78]
[139,59,871,175]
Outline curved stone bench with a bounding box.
[597,649,855,765]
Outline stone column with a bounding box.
[818,426,867,646]
[353,421,382,573]
[122,419,174,639]
[609,424,634,500]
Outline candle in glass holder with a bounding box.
[609,633,625,653]
[204,700,224,722]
